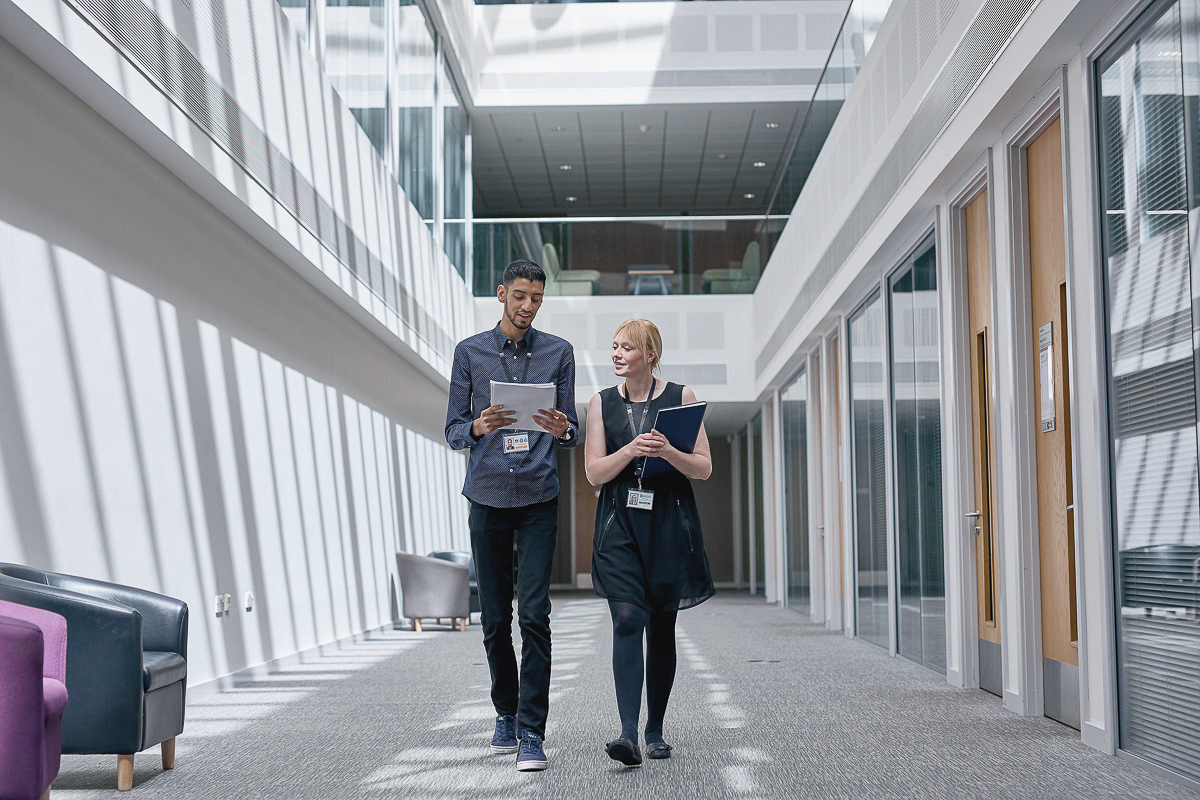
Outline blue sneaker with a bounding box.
[516,732,547,771]
[491,715,518,754]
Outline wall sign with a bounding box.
[1039,322,1055,433]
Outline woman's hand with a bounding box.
[628,432,665,458]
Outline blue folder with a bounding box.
[640,401,707,479]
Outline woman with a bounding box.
[584,319,716,767]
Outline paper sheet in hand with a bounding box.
[490,380,556,433]
[640,401,707,479]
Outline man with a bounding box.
[445,259,579,772]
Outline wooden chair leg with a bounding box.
[458,618,466,632]
[413,618,422,632]
[162,736,176,769]
[117,754,134,791]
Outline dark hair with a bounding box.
[502,260,546,287]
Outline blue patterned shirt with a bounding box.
[445,325,579,508]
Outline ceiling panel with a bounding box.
[474,101,810,216]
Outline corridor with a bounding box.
[48,593,1197,799]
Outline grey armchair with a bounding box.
[0,564,188,792]
[542,243,601,296]
[702,240,761,294]
[428,551,481,616]
[395,552,470,632]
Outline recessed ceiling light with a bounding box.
[765,122,779,128]
[638,124,651,133]
[566,196,577,202]
[559,164,572,170]
[551,125,566,132]
[744,193,756,199]
[753,161,767,168]
[717,154,728,160]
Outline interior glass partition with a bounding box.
[325,0,388,159]
[889,237,945,673]
[473,218,771,296]
[752,414,766,597]
[849,291,888,649]
[763,0,891,254]
[782,367,811,615]
[441,60,469,278]
[394,1,436,221]
[1098,0,1200,780]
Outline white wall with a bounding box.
[0,0,472,686]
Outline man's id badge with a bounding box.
[503,433,530,454]
[626,489,655,510]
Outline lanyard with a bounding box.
[498,335,532,384]
[621,378,655,487]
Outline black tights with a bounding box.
[609,600,678,743]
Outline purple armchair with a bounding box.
[0,599,68,800]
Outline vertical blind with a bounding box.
[1098,0,1200,779]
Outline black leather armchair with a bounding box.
[0,564,188,792]
[428,550,480,615]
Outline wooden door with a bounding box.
[966,188,1002,696]
[1027,118,1079,728]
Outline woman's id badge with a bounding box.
[626,489,654,510]
[503,433,529,453]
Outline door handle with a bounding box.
[1066,505,1074,512]
[964,510,981,518]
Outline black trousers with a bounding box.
[469,498,558,739]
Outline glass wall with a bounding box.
[273,0,461,270]
[889,237,944,673]
[849,291,889,649]
[763,0,891,254]
[326,0,389,159]
[782,367,811,615]
[278,0,308,46]
[473,218,768,296]
[1098,0,1200,780]
[394,0,436,221]
[442,60,469,278]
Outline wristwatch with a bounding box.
[556,427,574,445]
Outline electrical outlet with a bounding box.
[215,595,224,616]
[223,593,232,613]
[244,591,254,612]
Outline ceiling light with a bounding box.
[717,154,728,160]
[765,122,779,129]
[559,164,572,170]
[744,193,756,199]
[566,196,577,202]
[551,125,566,132]
[638,124,651,133]
[753,161,767,168]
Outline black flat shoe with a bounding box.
[646,741,672,759]
[605,738,642,766]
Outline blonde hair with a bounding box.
[613,319,663,374]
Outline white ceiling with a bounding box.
[463,1,848,217]
[472,102,807,216]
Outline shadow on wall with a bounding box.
[0,220,469,686]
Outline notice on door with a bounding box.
[1039,322,1055,433]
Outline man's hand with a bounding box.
[472,405,518,438]
[533,408,570,438]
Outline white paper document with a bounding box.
[489,381,556,433]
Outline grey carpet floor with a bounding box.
[51,591,1198,799]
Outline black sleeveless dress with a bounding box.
[591,382,716,612]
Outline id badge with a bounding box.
[626,489,654,510]
[503,433,530,454]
